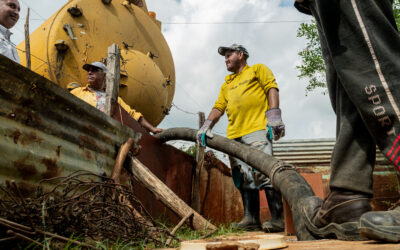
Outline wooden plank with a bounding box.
[105,43,121,116]
[166,212,194,246]
[128,156,216,231]
[24,8,31,70]
[192,112,205,212]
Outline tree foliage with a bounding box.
[297,0,400,95]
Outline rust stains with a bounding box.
[10,129,22,144]
[78,134,109,155]
[83,149,92,160]
[20,132,43,145]
[41,158,60,179]
[12,106,42,127]
[79,134,97,149]
[83,124,111,143]
[8,130,43,145]
[14,157,38,180]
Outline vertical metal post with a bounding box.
[192,112,206,211]
[24,8,31,69]
[105,43,121,116]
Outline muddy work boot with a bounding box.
[231,189,262,231]
[359,203,400,242]
[301,190,371,240]
[262,187,284,232]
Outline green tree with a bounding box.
[180,144,197,158]
[297,0,400,95]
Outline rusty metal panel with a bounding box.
[198,153,243,225]
[0,55,195,224]
[111,105,195,223]
[0,55,135,195]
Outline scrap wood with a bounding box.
[171,212,194,235]
[111,138,154,228]
[111,138,135,183]
[192,112,206,212]
[128,155,217,232]
[200,228,218,239]
[24,8,31,69]
[166,212,194,246]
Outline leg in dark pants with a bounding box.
[230,130,283,231]
[299,0,400,241]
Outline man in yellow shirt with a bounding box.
[71,61,162,134]
[197,44,285,231]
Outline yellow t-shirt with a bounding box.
[213,64,278,139]
[71,86,143,121]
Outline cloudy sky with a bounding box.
[11,0,337,140]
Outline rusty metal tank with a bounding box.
[17,0,174,126]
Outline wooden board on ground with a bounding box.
[162,233,400,250]
[179,234,286,250]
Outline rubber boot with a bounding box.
[359,204,400,242]
[359,176,400,243]
[262,187,284,232]
[301,190,371,241]
[231,189,261,231]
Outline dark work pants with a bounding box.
[309,0,400,195]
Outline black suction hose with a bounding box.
[154,128,317,241]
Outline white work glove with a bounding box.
[266,108,285,141]
[196,120,214,147]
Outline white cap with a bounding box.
[82,61,107,72]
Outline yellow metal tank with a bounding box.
[17,0,174,126]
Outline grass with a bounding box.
[167,223,245,248]
[19,218,244,249]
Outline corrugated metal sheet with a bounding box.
[0,55,136,195]
[273,138,389,165]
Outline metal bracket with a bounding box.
[63,24,77,40]
[67,5,83,17]
[147,51,159,59]
[161,106,171,115]
[269,161,297,190]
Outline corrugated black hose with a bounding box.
[154,127,317,241]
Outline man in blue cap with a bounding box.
[71,61,163,134]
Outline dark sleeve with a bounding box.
[294,1,312,15]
